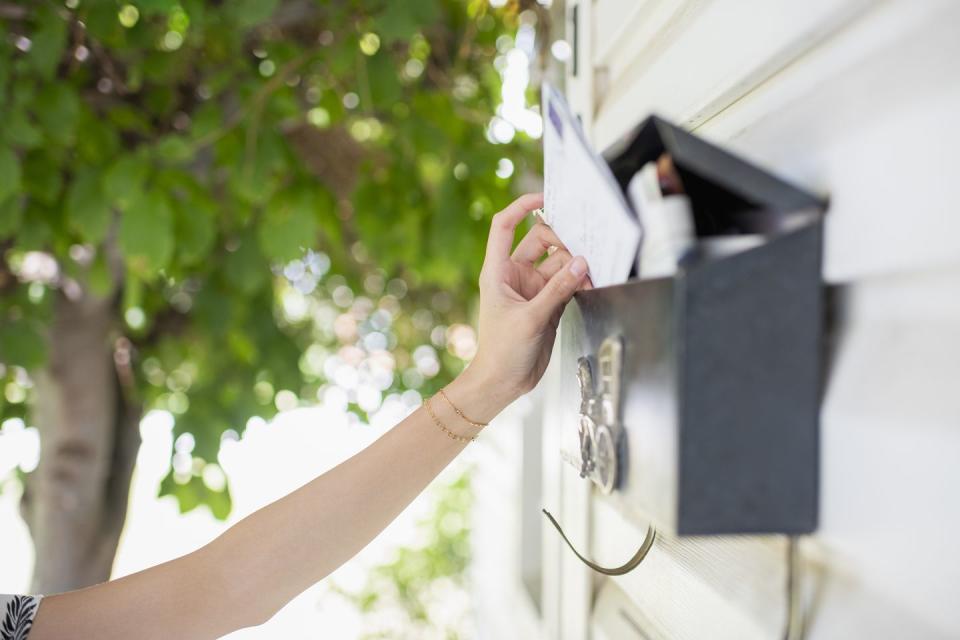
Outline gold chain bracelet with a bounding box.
[424,396,478,443]
[437,388,488,429]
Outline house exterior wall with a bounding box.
[473,1,960,637]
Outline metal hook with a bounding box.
[542,508,657,576]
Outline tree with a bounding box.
[0,0,544,593]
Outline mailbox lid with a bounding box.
[605,115,826,236]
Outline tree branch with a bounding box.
[0,3,28,20]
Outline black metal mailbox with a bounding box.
[558,116,825,535]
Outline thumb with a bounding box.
[529,256,588,324]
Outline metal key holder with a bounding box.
[576,335,625,494]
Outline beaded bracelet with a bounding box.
[436,388,488,429]
[424,396,477,443]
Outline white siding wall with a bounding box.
[473,1,960,638]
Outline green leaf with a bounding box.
[411,0,440,23]
[0,196,23,239]
[376,2,420,42]
[376,0,440,42]
[143,84,178,116]
[180,0,206,27]
[33,84,80,146]
[67,170,111,244]
[107,104,153,135]
[228,129,286,206]
[0,51,9,95]
[76,110,121,165]
[160,473,202,514]
[159,472,232,519]
[22,151,63,205]
[313,187,341,244]
[103,155,150,208]
[224,232,268,295]
[367,50,402,107]
[156,135,193,163]
[257,190,318,262]
[15,204,53,250]
[189,102,224,140]
[173,195,217,264]
[86,252,113,297]
[192,282,232,329]
[0,146,21,203]
[229,0,279,28]
[0,319,47,369]
[30,7,67,79]
[4,110,43,149]
[118,190,174,275]
[136,0,179,16]
[206,483,232,520]
[123,270,143,311]
[82,3,124,45]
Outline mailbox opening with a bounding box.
[606,115,825,240]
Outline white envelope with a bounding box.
[542,83,641,288]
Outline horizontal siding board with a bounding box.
[591,0,873,144]
[693,0,960,281]
[588,495,787,639]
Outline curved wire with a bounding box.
[542,508,657,576]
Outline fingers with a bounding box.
[539,250,592,292]
[537,249,591,293]
[511,222,565,264]
[484,193,544,265]
[536,245,573,280]
[529,256,588,324]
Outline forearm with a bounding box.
[204,368,507,627]
[31,368,510,640]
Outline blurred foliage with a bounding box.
[330,470,474,639]
[0,0,544,516]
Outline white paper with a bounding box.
[627,162,695,279]
[542,83,641,288]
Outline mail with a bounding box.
[542,83,641,288]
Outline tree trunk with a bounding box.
[20,289,142,594]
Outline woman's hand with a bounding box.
[454,193,590,416]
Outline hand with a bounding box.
[459,193,590,412]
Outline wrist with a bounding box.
[444,363,515,426]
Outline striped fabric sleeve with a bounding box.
[0,594,42,640]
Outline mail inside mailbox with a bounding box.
[543,85,825,286]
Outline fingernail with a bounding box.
[568,256,587,277]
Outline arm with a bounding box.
[30,193,589,640]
